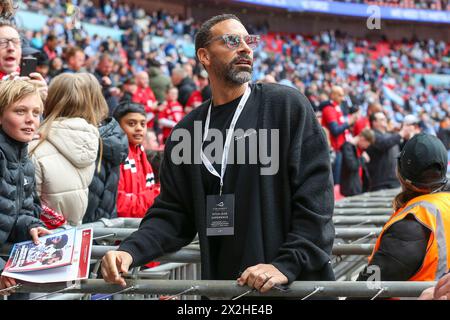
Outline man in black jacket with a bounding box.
[340,128,374,197]
[94,53,120,115]
[366,112,411,191]
[102,14,335,295]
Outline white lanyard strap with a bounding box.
[201,84,251,195]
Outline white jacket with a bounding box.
[30,118,99,226]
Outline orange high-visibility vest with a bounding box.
[368,192,450,281]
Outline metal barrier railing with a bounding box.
[0,243,375,261]
[10,280,434,299]
[1,188,415,300]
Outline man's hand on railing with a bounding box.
[237,263,288,293]
[101,251,133,287]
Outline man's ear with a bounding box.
[197,48,210,67]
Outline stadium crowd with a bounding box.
[2,0,449,221]
[334,0,450,11]
[19,0,450,193]
[0,0,449,300]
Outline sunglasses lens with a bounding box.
[245,35,260,49]
[222,35,260,49]
[224,35,240,48]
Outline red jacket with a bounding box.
[159,100,185,141]
[184,90,203,113]
[132,86,157,129]
[322,101,347,151]
[353,116,369,136]
[0,67,20,79]
[43,45,57,60]
[117,144,159,218]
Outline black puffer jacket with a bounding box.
[83,118,128,223]
[0,257,5,271]
[0,129,43,245]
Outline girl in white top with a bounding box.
[30,73,108,226]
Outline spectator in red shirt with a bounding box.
[42,34,58,61]
[321,85,358,184]
[113,102,159,218]
[133,71,158,129]
[185,69,211,114]
[353,102,382,136]
[158,86,185,142]
[184,89,203,114]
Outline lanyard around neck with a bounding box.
[200,84,251,195]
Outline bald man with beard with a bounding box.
[133,71,157,129]
[321,85,358,185]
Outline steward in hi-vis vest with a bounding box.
[357,133,450,285]
[369,192,450,281]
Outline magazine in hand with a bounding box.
[2,228,93,283]
[4,228,76,272]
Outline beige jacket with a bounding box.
[30,118,99,226]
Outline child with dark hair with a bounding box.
[113,102,160,217]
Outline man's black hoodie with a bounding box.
[119,83,335,283]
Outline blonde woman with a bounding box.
[30,73,108,226]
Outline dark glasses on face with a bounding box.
[0,37,21,49]
[205,34,260,50]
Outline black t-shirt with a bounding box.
[201,85,265,280]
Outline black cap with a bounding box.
[398,133,448,188]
